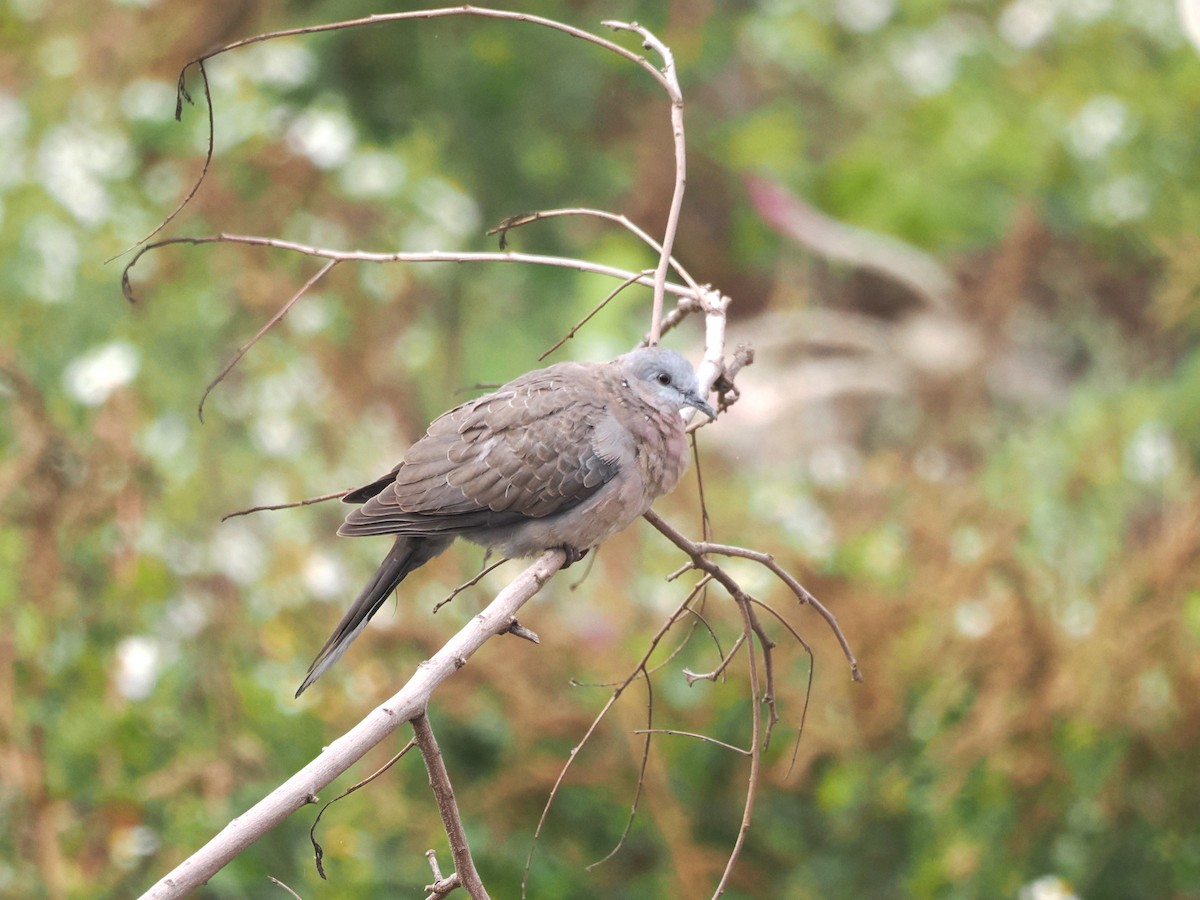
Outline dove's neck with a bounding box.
[612,386,690,502]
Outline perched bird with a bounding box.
[296,347,715,696]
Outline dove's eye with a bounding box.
[656,372,672,386]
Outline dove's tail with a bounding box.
[295,536,450,697]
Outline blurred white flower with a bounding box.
[210,522,266,584]
[954,600,995,638]
[110,824,160,869]
[835,0,896,33]
[36,121,131,223]
[999,0,1056,49]
[115,636,162,701]
[249,42,315,88]
[1019,874,1080,900]
[304,552,347,600]
[1183,0,1200,54]
[250,414,308,456]
[287,107,356,169]
[63,342,139,405]
[164,592,209,639]
[890,21,977,97]
[20,214,77,303]
[1065,0,1112,24]
[1059,597,1097,638]
[339,150,408,198]
[1090,175,1150,223]
[414,176,482,239]
[0,92,29,141]
[808,442,861,488]
[138,413,189,462]
[1124,420,1176,484]
[1066,95,1129,159]
[119,79,176,121]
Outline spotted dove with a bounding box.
[296,347,714,696]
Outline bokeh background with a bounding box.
[4,0,1200,897]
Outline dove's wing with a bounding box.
[338,363,625,538]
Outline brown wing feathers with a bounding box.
[339,369,617,537]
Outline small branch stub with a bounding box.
[502,618,541,644]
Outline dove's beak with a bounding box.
[686,392,717,421]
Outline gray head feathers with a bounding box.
[616,347,715,419]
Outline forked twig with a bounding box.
[489,208,704,295]
[424,849,464,897]
[413,713,490,899]
[644,512,861,683]
[139,550,566,899]
[119,7,689,344]
[682,632,746,685]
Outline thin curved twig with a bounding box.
[746,596,816,775]
[584,669,654,872]
[538,269,652,361]
[689,539,862,682]
[682,631,746,685]
[631,729,750,756]
[522,574,710,897]
[221,489,348,522]
[604,22,686,344]
[308,738,417,879]
[105,60,214,263]
[121,235,696,305]
[433,558,511,614]
[489,208,703,296]
[198,258,338,422]
[713,594,763,898]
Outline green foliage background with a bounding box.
[3,0,1200,897]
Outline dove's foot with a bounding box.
[559,546,588,568]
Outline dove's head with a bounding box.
[620,347,716,420]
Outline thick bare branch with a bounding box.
[138,550,565,900]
